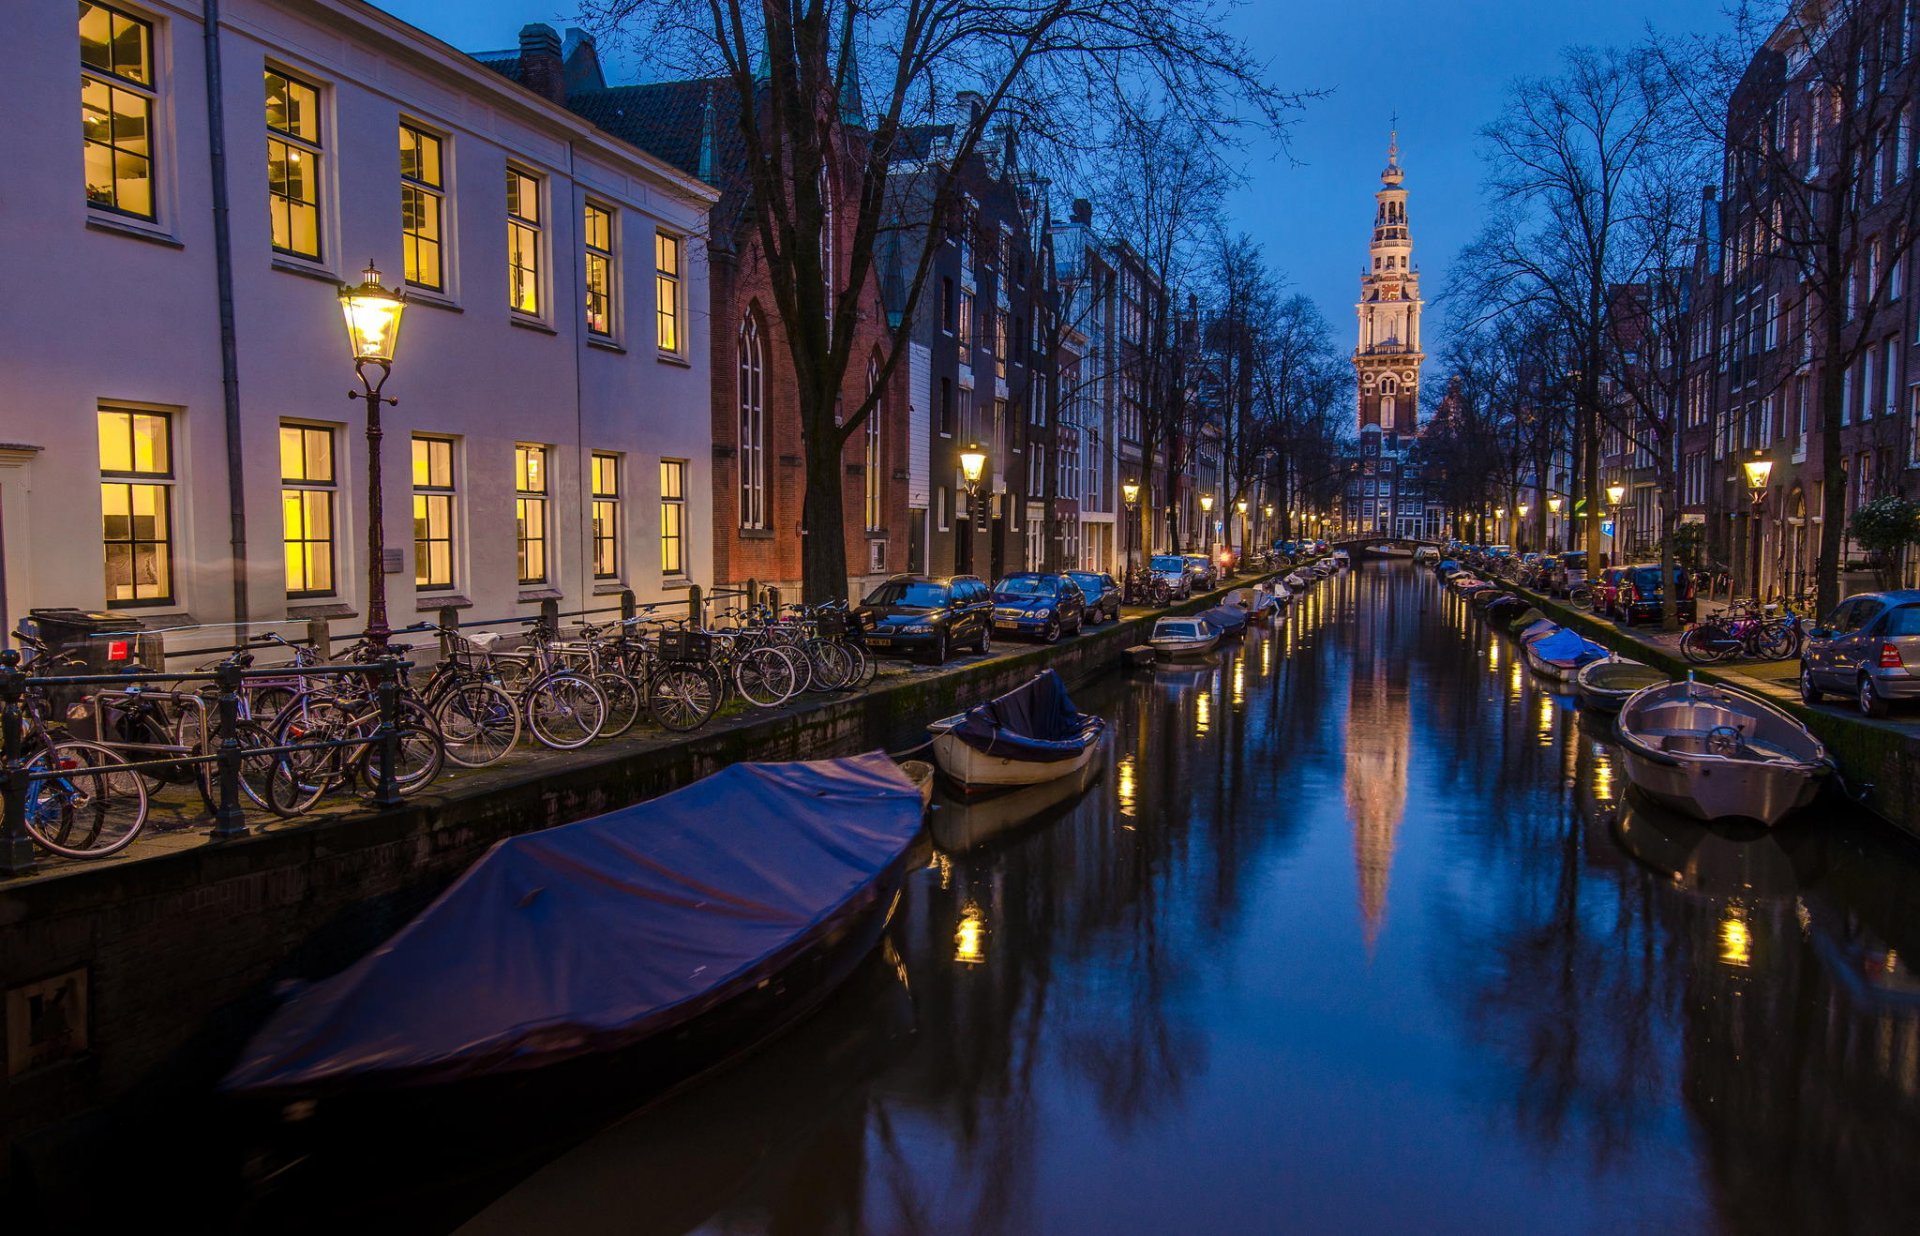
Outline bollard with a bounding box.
[766,586,781,615]
[688,584,704,625]
[539,597,560,632]
[306,616,331,660]
[621,589,636,621]
[745,579,758,619]
[210,660,250,840]
[438,605,460,656]
[0,650,37,876]
[371,659,403,809]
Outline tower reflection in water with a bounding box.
[1343,566,1411,951]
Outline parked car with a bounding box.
[1548,550,1602,597]
[1068,571,1123,625]
[855,574,991,665]
[1594,567,1628,618]
[1800,589,1920,716]
[990,573,1086,643]
[1181,553,1217,591]
[1150,554,1193,599]
[1613,564,1697,626]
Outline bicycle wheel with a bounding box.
[806,641,854,692]
[434,681,522,767]
[491,655,534,695]
[593,671,644,740]
[648,665,721,732]
[22,740,149,859]
[1680,626,1728,665]
[1752,623,1797,661]
[734,645,798,708]
[1568,586,1594,611]
[176,709,285,815]
[525,674,607,749]
[776,642,813,694]
[845,642,877,689]
[353,700,445,795]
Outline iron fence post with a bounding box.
[0,651,37,876]
[372,659,403,809]
[210,660,249,839]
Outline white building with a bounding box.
[0,2,717,651]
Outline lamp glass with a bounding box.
[1200,494,1214,513]
[1518,504,1530,518]
[1743,458,1773,491]
[1122,482,1140,505]
[1606,484,1625,506]
[959,444,986,485]
[1548,497,1563,515]
[339,261,406,363]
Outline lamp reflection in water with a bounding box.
[1592,753,1614,804]
[1508,661,1522,698]
[1719,903,1752,968]
[1232,659,1245,707]
[1488,640,1499,671]
[1195,688,1212,736]
[1117,755,1137,817]
[1537,695,1554,745]
[955,900,988,965]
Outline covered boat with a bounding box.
[1523,626,1611,680]
[1284,571,1309,589]
[1615,678,1832,825]
[1149,616,1220,659]
[1484,595,1530,626]
[1197,605,1250,638]
[927,669,1107,791]
[1574,657,1667,713]
[1225,588,1279,621]
[222,754,927,1096]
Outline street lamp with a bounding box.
[1547,495,1564,552]
[338,260,408,648]
[1122,480,1142,587]
[1743,454,1774,600]
[1605,483,1626,565]
[1199,493,1215,560]
[958,443,987,573]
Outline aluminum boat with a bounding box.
[1615,678,1832,825]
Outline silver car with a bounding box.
[1799,589,1920,717]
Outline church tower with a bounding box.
[1354,132,1423,438]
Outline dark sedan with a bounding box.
[1068,571,1123,625]
[855,574,991,664]
[991,573,1086,642]
[1613,564,1697,626]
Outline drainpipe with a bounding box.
[204,0,249,630]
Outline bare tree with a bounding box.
[584,0,1304,600]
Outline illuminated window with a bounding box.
[412,436,456,590]
[98,407,173,607]
[515,444,549,584]
[507,168,542,314]
[265,68,322,259]
[591,452,620,579]
[660,460,686,575]
[584,203,615,336]
[80,2,155,219]
[279,423,335,596]
[738,315,767,529]
[655,231,682,352]
[399,124,444,290]
[865,359,884,531]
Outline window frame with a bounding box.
[278,421,337,598]
[591,451,622,580]
[660,459,687,577]
[80,1,159,223]
[738,314,768,529]
[399,121,447,292]
[98,405,176,609]
[515,442,550,585]
[411,435,457,592]
[655,229,684,355]
[506,165,545,317]
[264,65,325,262]
[584,201,617,338]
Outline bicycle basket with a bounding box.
[656,630,712,663]
[815,611,850,638]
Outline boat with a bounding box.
[1283,571,1309,589]
[930,750,1106,854]
[1484,595,1529,625]
[1508,607,1550,635]
[1331,548,1353,568]
[1522,626,1611,680]
[1365,543,1414,558]
[222,753,927,1097]
[926,669,1107,791]
[1573,657,1667,713]
[1196,605,1250,639]
[1149,616,1221,659]
[1226,588,1280,621]
[1615,678,1833,825]
[898,758,936,808]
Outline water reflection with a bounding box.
[429,564,1920,1234]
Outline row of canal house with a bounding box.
[0,1,1200,654]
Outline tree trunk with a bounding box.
[1582,395,1603,577]
[1816,345,1848,613]
[801,416,852,603]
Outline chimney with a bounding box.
[954,90,985,129]
[561,27,606,95]
[1070,198,1092,225]
[518,23,566,106]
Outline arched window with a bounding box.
[864,357,884,531]
[738,314,766,529]
[1381,396,1396,430]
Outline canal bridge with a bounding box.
[1329,534,1443,559]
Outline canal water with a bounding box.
[263,563,1920,1234]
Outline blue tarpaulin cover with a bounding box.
[221,753,925,1093]
[1530,627,1609,668]
[1198,606,1250,634]
[946,669,1105,765]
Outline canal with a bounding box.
[251,563,1920,1233]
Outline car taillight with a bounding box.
[1881,643,1904,669]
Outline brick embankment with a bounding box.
[0,570,1278,1183]
[1498,581,1920,838]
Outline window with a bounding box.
[80,2,155,220]
[400,124,444,290]
[591,452,620,579]
[1886,338,1901,419]
[958,386,975,443]
[507,167,542,314]
[958,290,975,349]
[994,309,1008,379]
[655,230,682,351]
[739,315,767,528]
[865,359,884,532]
[936,485,949,532]
[99,407,173,607]
[279,423,335,596]
[941,278,956,332]
[515,444,548,584]
[659,460,686,575]
[1765,294,1780,349]
[265,69,322,259]
[412,436,456,590]
[583,203,615,336]
[939,377,954,436]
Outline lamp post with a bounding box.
[1199,493,1215,563]
[1494,506,1506,547]
[959,443,987,574]
[1235,498,1249,572]
[338,261,408,649]
[1548,495,1563,552]
[1122,480,1141,593]
[1742,454,1774,601]
[1605,482,1626,566]
[1517,503,1530,553]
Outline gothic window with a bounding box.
[739,313,767,529]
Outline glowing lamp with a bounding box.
[338,260,406,363]
[959,444,987,487]
[1122,481,1140,506]
[1548,497,1563,515]
[1743,457,1774,492]
[1200,494,1215,514]
[1606,483,1626,506]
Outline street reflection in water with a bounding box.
[461,563,1920,1236]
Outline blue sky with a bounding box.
[374,0,1734,356]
